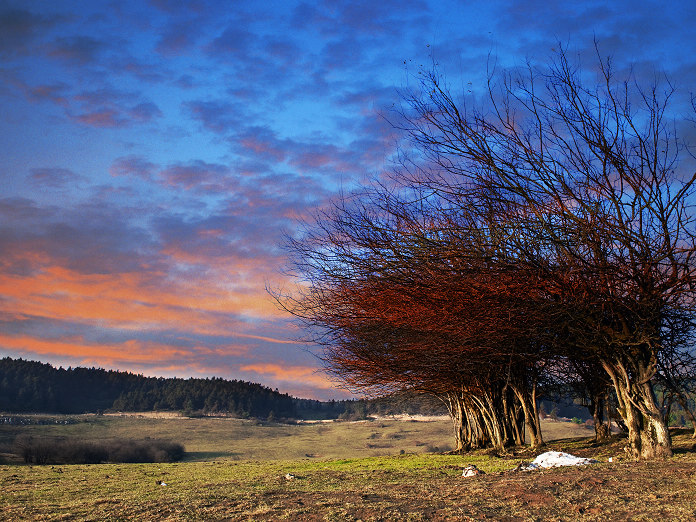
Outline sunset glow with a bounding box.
[2,0,694,399]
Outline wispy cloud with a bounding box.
[183,99,244,135]
[1,0,694,400]
[239,363,337,391]
[29,167,84,188]
[0,7,59,57]
[45,35,107,64]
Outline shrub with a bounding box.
[424,444,453,453]
[13,435,185,464]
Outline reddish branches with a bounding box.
[275,44,696,458]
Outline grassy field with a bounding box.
[1,415,695,520]
[0,414,459,462]
[0,414,594,462]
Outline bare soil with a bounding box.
[232,462,696,521]
[221,430,696,521]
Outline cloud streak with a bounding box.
[1,0,694,399]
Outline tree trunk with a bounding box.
[503,386,525,446]
[451,400,467,453]
[603,359,673,458]
[675,393,696,439]
[615,381,642,458]
[443,392,468,453]
[637,380,672,458]
[471,408,489,448]
[472,394,506,451]
[591,394,610,441]
[512,384,544,449]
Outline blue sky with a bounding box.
[1,0,695,399]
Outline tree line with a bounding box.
[0,357,448,419]
[275,44,696,458]
[0,357,297,418]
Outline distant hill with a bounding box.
[0,357,297,418]
[0,357,448,419]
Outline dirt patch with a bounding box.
[2,427,695,520]
[102,412,186,419]
[219,459,696,520]
[228,431,696,520]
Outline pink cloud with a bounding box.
[290,151,335,170]
[158,161,231,190]
[184,99,241,134]
[110,155,157,179]
[46,35,106,64]
[68,89,162,128]
[29,167,83,188]
[239,363,336,390]
[129,101,162,122]
[28,83,70,106]
[0,8,58,57]
[73,108,122,127]
[156,24,199,56]
[239,135,288,162]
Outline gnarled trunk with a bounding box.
[590,393,610,441]
[472,394,506,451]
[511,383,544,449]
[673,393,696,439]
[448,395,467,453]
[502,385,525,446]
[443,390,488,452]
[603,359,672,459]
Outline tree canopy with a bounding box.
[277,45,696,458]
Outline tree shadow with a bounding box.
[183,451,241,461]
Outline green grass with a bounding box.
[6,414,690,520]
[0,453,458,517]
[2,438,696,520]
[0,453,532,520]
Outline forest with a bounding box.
[0,357,298,418]
[0,357,447,419]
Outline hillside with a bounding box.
[0,357,297,418]
[0,357,448,419]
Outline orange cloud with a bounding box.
[239,363,335,389]
[0,223,321,394]
[0,333,211,365]
[0,262,292,337]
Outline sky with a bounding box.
[2,0,696,400]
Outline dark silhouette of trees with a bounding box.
[0,357,297,418]
[277,44,696,458]
[0,357,446,420]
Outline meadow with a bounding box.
[1,414,695,520]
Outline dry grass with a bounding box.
[0,414,591,463]
[3,414,456,462]
[2,415,693,520]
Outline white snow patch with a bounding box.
[521,451,597,470]
[462,464,485,477]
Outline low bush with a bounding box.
[14,435,185,464]
[424,443,452,453]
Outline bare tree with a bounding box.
[394,44,696,458]
[275,44,695,459]
[274,183,552,451]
